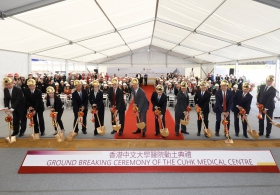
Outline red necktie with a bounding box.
[223,92,227,111]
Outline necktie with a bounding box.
[113,89,116,105]
[242,93,245,98]
[264,86,268,92]
[79,92,82,99]
[157,96,160,102]
[94,91,97,98]
[9,90,12,97]
[223,92,227,111]
[201,92,204,98]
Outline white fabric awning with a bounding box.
[0,0,279,64]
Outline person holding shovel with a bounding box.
[72,80,88,134]
[257,75,277,138]
[194,81,211,137]
[151,85,167,136]
[89,80,105,136]
[46,86,65,135]
[3,77,27,137]
[231,82,253,138]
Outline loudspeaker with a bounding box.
[229,68,234,75]
[94,69,98,74]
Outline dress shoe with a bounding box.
[259,133,263,136]
[94,132,98,136]
[19,133,24,137]
[118,132,123,136]
[41,132,45,136]
[181,131,189,134]
[142,132,146,137]
[197,132,200,136]
[215,132,219,136]
[11,132,18,136]
[243,134,249,138]
[175,132,179,136]
[204,134,209,138]
[111,130,116,134]
[82,131,87,134]
[155,132,159,136]
[132,130,141,134]
[235,133,239,137]
[53,132,58,136]
[266,134,270,138]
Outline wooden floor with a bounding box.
[1,138,280,149]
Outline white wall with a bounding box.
[0,50,29,107]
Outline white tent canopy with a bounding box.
[1,0,280,64]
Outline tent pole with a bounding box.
[235,61,239,78]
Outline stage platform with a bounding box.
[2,138,280,149]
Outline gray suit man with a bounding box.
[131,78,149,137]
[175,82,189,136]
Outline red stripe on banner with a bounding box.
[18,165,279,174]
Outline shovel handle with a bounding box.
[264,113,273,122]
[160,115,165,129]
[96,112,102,127]
[199,113,207,129]
[72,118,79,133]
[244,118,253,131]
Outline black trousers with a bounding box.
[197,111,209,133]
[54,108,64,131]
[12,108,27,134]
[233,111,247,135]
[155,114,165,134]
[215,111,230,133]
[144,78,147,85]
[111,111,125,133]
[175,112,187,133]
[33,110,45,133]
[259,109,274,135]
[73,110,88,132]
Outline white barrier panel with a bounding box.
[18,150,279,173]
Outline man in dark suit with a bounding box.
[108,78,126,136]
[213,80,233,137]
[232,82,253,138]
[3,77,27,137]
[72,80,88,134]
[151,85,167,136]
[89,81,105,136]
[131,78,149,137]
[257,75,277,138]
[174,82,189,136]
[24,79,45,136]
[194,81,211,137]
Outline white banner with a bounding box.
[107,67,184,78]
[22,150,276,167]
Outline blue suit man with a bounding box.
[231,82,253,138]
[213,80,233,136]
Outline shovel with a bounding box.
[54,118,65,142]
[244,118,259,139]
[96,112,106,135]
[5,121,16,144]
[264,112,280,128]
[28,110,40,141]
[112,114,121,131]
[223,116,233,144]
[180,115,189,126]
[136,115,146,130]
[159,115,169,138]
[199,113,212,138]
[67,118,78,141]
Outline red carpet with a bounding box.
[114,85,184,140]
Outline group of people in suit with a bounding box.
[2,72,277,139]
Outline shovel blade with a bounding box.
[136,122,146,130]
[97,126,106,135]
[203,129,213,138]
[5,136,16,143]
[225,139,234,144]
[67,132,77,141]
[247,130,259,139]
[271,122,280,128]
[112,124,121,131]
[29,133,39,141]
[55,134,62,142]
[180,119,188,126]
[160,128,169,137]
[59,132,65,141]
